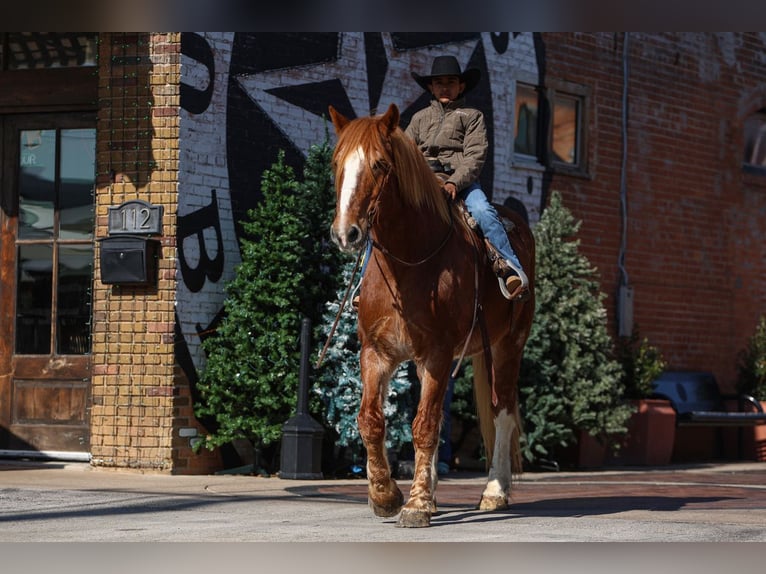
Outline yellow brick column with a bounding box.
[90,33,180,472]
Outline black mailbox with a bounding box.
[99,235,160,285]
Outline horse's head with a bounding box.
[328,104,399,252]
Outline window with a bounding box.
[15,126,96,355]
[544,81,589,175]
[744,110,766,172]
[552,93,581,165]
[514,83,539,159]
[514,79,589,175]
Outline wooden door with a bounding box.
[0,113,95,456]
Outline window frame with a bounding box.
[545,79,590,177]
[513,81,542,163]
[3,113,97,357]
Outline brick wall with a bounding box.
[90,33,218,473]
[540,32,766,388]
[87,32,766,473]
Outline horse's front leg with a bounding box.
[397,359,450,528]
[358,346,404,518]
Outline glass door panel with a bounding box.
[15,243,53,354]
[57,244,93,355]
[18,129,55,239]
[60,128,95,240]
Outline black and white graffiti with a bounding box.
[176,32,545,404]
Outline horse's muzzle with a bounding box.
[330,223,365,252]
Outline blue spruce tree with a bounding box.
[314,257,415,470]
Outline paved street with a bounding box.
[1,459,765,543]
[4,459,766,574]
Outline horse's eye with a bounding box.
[373,160,389,172]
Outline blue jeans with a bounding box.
[460,183,524,273]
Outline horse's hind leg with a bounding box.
[358,346,404,518]
[473,346,523,511]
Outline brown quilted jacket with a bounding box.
[404,97,488,192]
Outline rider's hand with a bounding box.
[442,182,458,201]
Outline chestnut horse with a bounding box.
[328,103,535,528]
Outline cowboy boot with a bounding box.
[485,240,528,301]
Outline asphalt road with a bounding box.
[1,459,765,543]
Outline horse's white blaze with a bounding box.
[482,408,515,499]
[337,146,365,233]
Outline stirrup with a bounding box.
[503,259,528,290]
[498,275,526,300]
[497,259,528,301]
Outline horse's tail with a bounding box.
[473,353,524,475]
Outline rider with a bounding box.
[405,55,528,300]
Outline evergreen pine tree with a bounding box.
[519,191,633,464]
[195,144,340,463]
[298,142,344,324]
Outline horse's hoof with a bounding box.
[478,495,509,511]
[396,508,432,528]
[368,487,404,518]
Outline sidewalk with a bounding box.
[1,458,765,543]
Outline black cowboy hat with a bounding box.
[411,55,481,95]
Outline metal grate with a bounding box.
[3,33,97,70]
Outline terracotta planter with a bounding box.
[740,401,766,461]
[555,429,607,470]
[610,399,676,466]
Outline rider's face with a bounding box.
[428,75,464,104]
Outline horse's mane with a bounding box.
[333,115,451,225]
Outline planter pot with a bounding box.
[555,429,607,470]
[609,399,676,466]
[740,401,766,461]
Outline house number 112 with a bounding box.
[107,199,163,236]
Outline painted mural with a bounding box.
[176,32,545,397]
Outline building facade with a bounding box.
[0,32,763,473]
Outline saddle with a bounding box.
[432,170,528,300]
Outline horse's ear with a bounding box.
[381,103,400,134]
[328,106,349,134]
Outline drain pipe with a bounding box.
[617,32,634,338]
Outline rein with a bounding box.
[315,248,364,369]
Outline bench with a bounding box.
[651,371,766,460]
[651,370,766,427]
